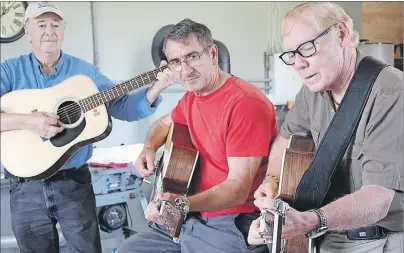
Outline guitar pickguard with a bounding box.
[50,119,86,147]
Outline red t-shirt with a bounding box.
[171,76,278,217]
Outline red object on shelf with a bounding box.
[89,162,132,168]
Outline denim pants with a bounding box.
[7,165,102,253]
[118,212,270,253]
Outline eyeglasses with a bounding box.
[167,46,211,72]
[279,26,332,66]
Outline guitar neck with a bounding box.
[79,66,167,112]
[271,213,284,253]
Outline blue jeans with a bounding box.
[118,212,270,253]
[7,165,101,253]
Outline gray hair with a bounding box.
[162,18,213,53]
[282,2,360,48]
[24,18,30,29]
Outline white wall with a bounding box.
[94,2,269,83]
[0,1,363,148]
[92,1,272,147]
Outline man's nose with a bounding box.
[180,61,193,75]
[44,24,56,35]
[293,54,309,70]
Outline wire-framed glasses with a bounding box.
[167,46,211,71]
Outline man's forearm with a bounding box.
[1,113,31,132]
[146,85,163,105]
[188,179,249,212]
[144,119,170,151]
[266,135,289,178]
[321,185,395,230]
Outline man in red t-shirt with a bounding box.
[118,18,278,253]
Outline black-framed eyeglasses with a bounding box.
[167,45,212,72]
[279,26,332,66]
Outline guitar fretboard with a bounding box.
[79,66,167,112]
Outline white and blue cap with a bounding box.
[24,2,64,25]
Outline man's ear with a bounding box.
[336,21,350,47]
[25,29,30,42]
[210,44,219,65]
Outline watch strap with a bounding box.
[306,208,328,239]
[313,208,327,228]
[174,197,190,216]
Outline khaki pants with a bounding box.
[319,232,403,253]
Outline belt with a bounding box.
[330,225,389,240]
[4,164,88,182]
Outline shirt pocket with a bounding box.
[350,144,363,160]
[349,143,363,190]
[311,127,321,147]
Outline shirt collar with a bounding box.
[30,50,66,76]
[53,51,66,75]
[319,49,364,107]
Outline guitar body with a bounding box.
[1,66,167,179]
[1,75,112,179]
[274,135,316,253]
[151,122,199,241]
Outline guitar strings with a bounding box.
[59,69,161,113]
[57,66,167,122]
[58,66,165,113]
[56,67,166,122]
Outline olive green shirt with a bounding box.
[280,50,403,231]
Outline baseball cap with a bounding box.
[24,2,64,25]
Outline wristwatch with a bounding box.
[306,208,328,239]
[174,197,191,216]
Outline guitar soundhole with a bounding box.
[57,101,82,126]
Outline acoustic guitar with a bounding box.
[150,122,199,242]
[260,135,319,253]
[0,66,167,179]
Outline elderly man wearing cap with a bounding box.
[1,2,172,253]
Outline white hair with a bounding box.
[24,18,30,29]
[281,2,360,48]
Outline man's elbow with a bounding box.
[109,108,130,122]
[362,185,395,221]
[233,181,252,205]
[378,189,395,220]
[108,93,157,122]
[109,105,148,122]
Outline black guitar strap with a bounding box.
[293,56,388,211]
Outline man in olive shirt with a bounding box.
[248,2,403,252]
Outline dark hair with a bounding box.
[162,18,213,53]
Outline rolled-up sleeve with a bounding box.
[91,66,162,122]
[361,75,403,191]
[280,86,311,138]
[1,62,12,96]
[1,62,12,112]
[108,87,162,121]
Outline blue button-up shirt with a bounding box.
[1,52,162,169]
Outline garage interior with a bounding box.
[0,1,403,253]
